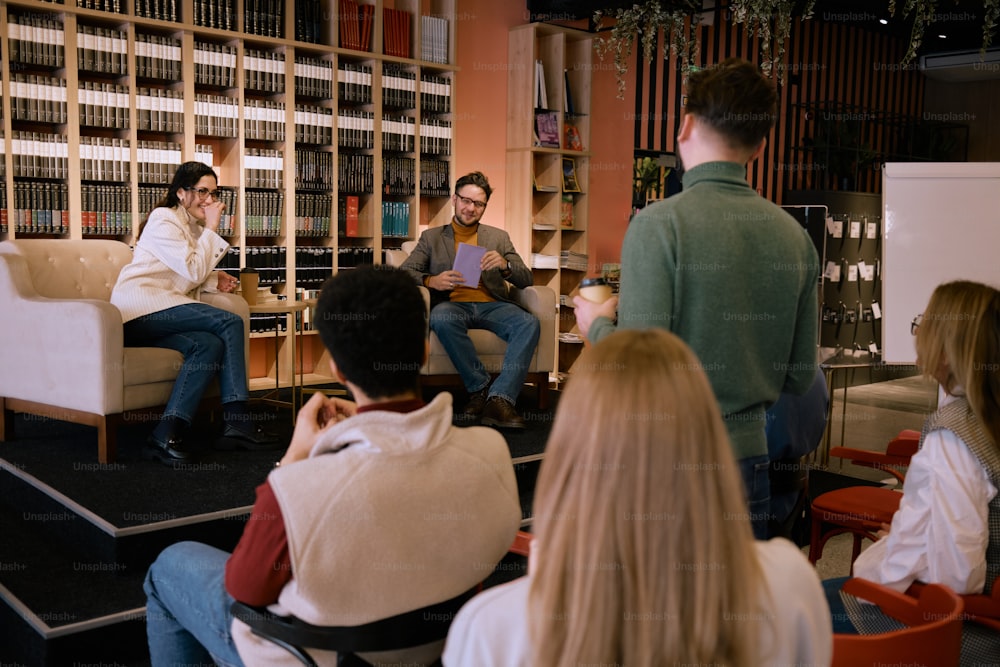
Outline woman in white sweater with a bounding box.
[111,162,277,463]
[443,328,832,667]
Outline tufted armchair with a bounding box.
[0,239,249,463]
[385,241,556,409]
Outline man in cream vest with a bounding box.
[143,265,522,667]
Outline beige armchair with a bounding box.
[0,239,249,463]
[385,241,556,408]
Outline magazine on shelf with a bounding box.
[535,110,559,148]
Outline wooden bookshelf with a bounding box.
[0,0,457,391]
[506,22,592,378]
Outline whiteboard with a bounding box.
[882,162,1000,363]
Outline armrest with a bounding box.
[510,286,556,372]
[0,253,127,413]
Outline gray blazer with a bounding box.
[400,223,533,308]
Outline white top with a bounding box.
[442,538,832,667]
[110,205,229,322]
[853,389,998,594]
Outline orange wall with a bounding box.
[454,4,635,265]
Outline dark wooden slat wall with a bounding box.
[632,8,925,202]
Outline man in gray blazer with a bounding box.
[400,171,539,429]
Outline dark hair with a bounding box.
[454,171,493,201]
[135,161,218,239]
[683,58,777,152]
[315,265,427,398]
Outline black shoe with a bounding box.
[464,387,490,418]
[144,434,196,464]
[215,423,282,452]
[480,397,526,430]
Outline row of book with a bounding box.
[295,150,335,191]
[76,0,126,13]
[190,0,229,30]
[244,49,286,94]
[80,138,131,183]
[194,95,240,138]
[245,191,284,236]
[420,15,449,65]
[295,0,323,45]
[244,245,287,273]
[383,66,417,110]
[338,110,376,150]
[135,141,182,185]
[137,88,185,133]
[244,0,285,39]
[421,74,452,115]
[383,8,411,59]
[420,160,451,197]
[338,0,375,53]
[295,106,335,145]
[194,42,237,88]
[294,247,335,286]
[383,115,417,153]
[82,184,132,236]
[136,33,182,81]
[249,313,287,334]
[381,201,410,237]
[419,119,453,156]
[245,149,284,190]
[338,247,376,268]
[77,24,128,75]
[339,154,375,194]
[295,56,334,99]
[10,133,69,180]
[0,188,6,234]
[244,100,286,142]
[383,157,415,196]
[338,63,374,105]
[9,75,68,125]
[295,194,333,237]
[80,82,130,130]
[8,14,66,68]
[10,181,70,235]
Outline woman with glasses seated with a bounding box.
[111,161,278,465]
[443,328,832,667]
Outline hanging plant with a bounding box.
[728,0,816,79]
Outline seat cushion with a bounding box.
[123,347,185,385]
[813,486,902,526]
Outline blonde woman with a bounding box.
[443,328,832,666]
[827,281,1000,663]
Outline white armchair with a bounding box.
[0,239,249,463]
[385,241,556,408]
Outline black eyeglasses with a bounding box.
[184,187,219,199]
[910,313,923,336]
[455,194,487,211]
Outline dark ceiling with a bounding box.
[526,1,996,56]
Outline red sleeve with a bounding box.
[225,480,292,606]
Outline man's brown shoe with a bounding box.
[464,387,490,417]
[480,396,526,430]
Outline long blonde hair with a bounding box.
[528,328,764,666]
[916,280,1000,448]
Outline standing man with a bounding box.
[401,171,539,429]
[574,58,819,539]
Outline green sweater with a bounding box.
[591,161,819,459]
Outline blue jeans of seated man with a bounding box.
[124,303,248,425]
[738,454,771,541]
[429,301,540,405]
[822,576,859,634]
[144,541,244,667]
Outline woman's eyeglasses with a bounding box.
[910,313,923,336]
[184,187,219,200]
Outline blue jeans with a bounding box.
[124,303,248,424]
[822,575,858,633]
[429,301,540,405]
[738,454,771,540]
[144,541,244,667]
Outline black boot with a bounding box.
[216,402,281,451]
[145,416,196,464]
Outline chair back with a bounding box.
[831,578,964,667]
[0,239,132,301]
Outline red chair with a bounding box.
[809,429,920,568]
[908,575,1000,632]
[832,578,964,667]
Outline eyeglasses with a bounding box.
[910,313,923,336]
[184,187,219,200]
[455,194,487,211]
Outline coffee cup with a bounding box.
[579,277,612,304]
[240,268,259,305]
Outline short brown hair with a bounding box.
[684,58,777,151]
[454,171,493,201]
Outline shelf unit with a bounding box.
[0,0,457,391]
[506,22,591,378]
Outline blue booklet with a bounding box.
[453,242,486,286]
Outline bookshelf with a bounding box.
[506,22,591,380]
[0,0,457,392]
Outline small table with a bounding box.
[250,302,308,416]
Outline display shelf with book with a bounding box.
[507,22,592,377]
[0,0,457,391]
